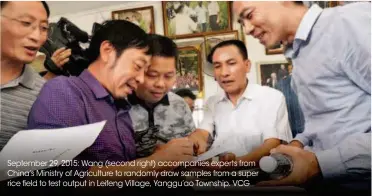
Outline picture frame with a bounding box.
[265,43,285,55]
[173,46,204,95]
[256,60,292,88]
[204,30,239,59]
[162,1,232,39]
[310,1,341,8]
[112,6,155,33]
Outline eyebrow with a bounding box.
[239,8,251,18]
[18,14,49,23]
[238,8,252,23]
[213,58,236,65]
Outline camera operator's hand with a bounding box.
[150,138,194,169]
[51,47,71,68]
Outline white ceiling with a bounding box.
[47,1,131,16]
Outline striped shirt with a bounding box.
[0,65,45,150]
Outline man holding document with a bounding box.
[26,20,194,193]
[188,40,292,168]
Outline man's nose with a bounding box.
[154,77,165,88]
[243,20,255,35]
[28,26,43,43]
[221,65,230,76]
[136,70,145,84]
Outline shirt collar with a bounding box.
[79,69,109,99]
[1,65,39,90]
[128,92,170,106]
[20,65,38,89]
[218,79,253,102]
[285,4,323,58]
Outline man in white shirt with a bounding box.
[173,4,197,35]
[194,2,207,32]
[183,2,196,20]
[188,40,292,166]
[208,1,220,30]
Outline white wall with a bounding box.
[50,1,287,101]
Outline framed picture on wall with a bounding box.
[309,1,341,8]
[265,43,285,55]
[162,1,232,38]
[112,6,155,33]
[256,60,292,88]
[204,30,239,58]
[173,46,204,95]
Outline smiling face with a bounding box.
[135,56,177,104]
[99,41,152,99]
[233,1,289,48]
[212,45,250,95]
[1,1,49,64]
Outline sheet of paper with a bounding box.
[194,139,231,161]
[0,121,106,181]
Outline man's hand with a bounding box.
[197,152,239,171]
[289,140,304,149]
[51,48,71,68]
[151,138,194,163]
[257,145,321,186]
[188,129,209,155]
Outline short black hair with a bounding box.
[86,20,152,64]
[148,34,178,64]
[175,88,196,100]
[1,1,50,17]
[207,40,248,63]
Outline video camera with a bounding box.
[40,17,100,76]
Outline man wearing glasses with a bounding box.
[0,1,51,151]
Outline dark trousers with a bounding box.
[199,23,207,32]
[209,15,219,31]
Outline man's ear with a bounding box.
[99,41,114,64]
[245,59,251,73]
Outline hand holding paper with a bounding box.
[0,121,106,181]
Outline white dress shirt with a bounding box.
[195,5,207,24]
[174,13,197,35]
[199,82,292,156]
[208,2,220,16]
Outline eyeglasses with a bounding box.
[1,15,49,36]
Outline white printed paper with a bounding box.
[0,121,106,181]
[194,139,231,161]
